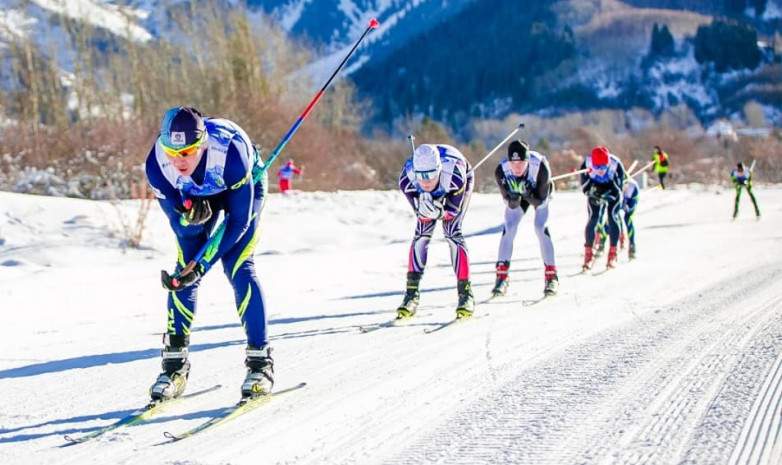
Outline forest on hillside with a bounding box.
[0,0,780,199]
[353,0,576,130]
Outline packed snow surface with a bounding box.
[1,185,781,464]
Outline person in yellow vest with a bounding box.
[651,146,670,189]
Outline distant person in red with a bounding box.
[277,158,302,193]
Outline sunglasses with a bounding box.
[415,169,439,181]
[160,132,206,158]
[593,164,608,171]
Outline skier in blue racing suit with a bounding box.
[145,107,273,401]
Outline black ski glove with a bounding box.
[176,198,212,226]
[506,192,521,209]
[161,264,204,291]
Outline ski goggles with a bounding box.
[414,169,440,181]
[592,164,608,172]
[160,132,206,158]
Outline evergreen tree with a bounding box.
[694,20,762,72]
[650,23,676,57]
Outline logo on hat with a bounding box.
[171,132,186,145]
[508,140,529,161]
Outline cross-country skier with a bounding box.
[621,177,640,259]
[580,146,626,270]
[145,107,273,401]
[731,162,761,220]
[491,139,558,298]
[397,143,475,319]
[277,158,302,194]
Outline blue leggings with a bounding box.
[166,186,268,348]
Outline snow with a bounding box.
[28,0,152,42]
[764,0,782,20]
[0,9,37,41]
[275,0,311,32]
[1,184,782,464]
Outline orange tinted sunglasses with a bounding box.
[160,133,206,158]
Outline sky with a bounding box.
[1,182,781,465]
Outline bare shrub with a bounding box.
[113,182,156,249]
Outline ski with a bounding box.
[359,313,431,333]
[592,265,616,276]
[162,382,307,442]
[62,384,221,445]
[487,293,504,303]
[522,294,553,306]
[423,314,487,334]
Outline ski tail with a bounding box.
[62,384,221,445]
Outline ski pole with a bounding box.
[472,122,526,170]
[177,213,230,277]
[627,160,655,178]
[626,160,639,176]
[258,17,380,174]
[550,168,588,182]
[177,18,380,277]
[407,134,416,157]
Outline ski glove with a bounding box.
[507,193,521,209]
[416,192,445,220]
[161,264,204,291]
[177,198,212,226]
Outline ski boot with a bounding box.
[241,345,274,399]
[149,335,190,401]
[491,261,510,297]
[606,246,618,268]
[628,243,636,260]
[582,246,595,271]
[455,279,475,319]
[397,271,422,319]
[544,265,559,296]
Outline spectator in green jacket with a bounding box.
[651,146,670,189]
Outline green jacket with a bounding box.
[652,151,670,173]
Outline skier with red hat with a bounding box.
[579,146,626,270]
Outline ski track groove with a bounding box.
[722,321,782,465]
[381,266,782,465]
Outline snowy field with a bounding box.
[1,184,781,465]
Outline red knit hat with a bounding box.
[591,146,609,166]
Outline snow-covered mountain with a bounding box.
[2,0,780,126]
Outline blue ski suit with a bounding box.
[146,117,269,347]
